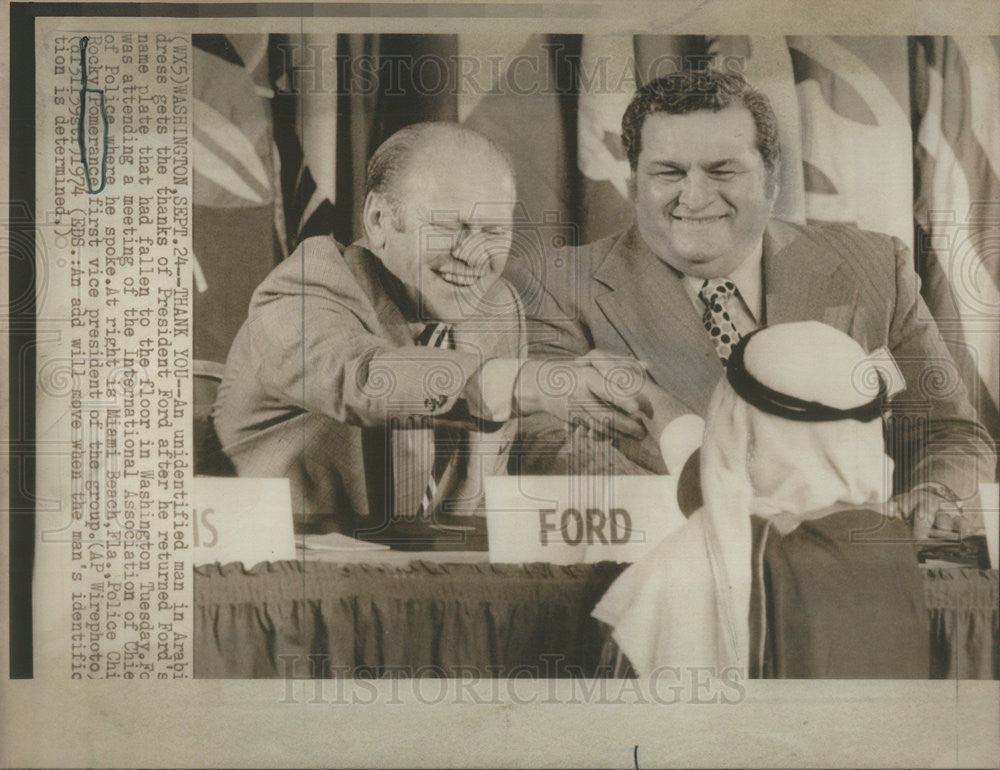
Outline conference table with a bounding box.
[193,546,998,679]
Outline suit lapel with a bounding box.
[593,228,722,416]
[762,221,860,333]
[345,239,418,346]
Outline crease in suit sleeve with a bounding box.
[505,249,592,359]
[245,295,508,430]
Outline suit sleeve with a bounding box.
[503,244,594,358]
[505,243,678,475]
[243,239,511,429]
[885,236,995,500]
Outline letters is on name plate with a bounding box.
[191,477,296,568]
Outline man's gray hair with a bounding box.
[365,122,516,218]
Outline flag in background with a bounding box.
[270,33,340,252]
[192,34,281,364]
[459,33,579,233]
[787,36,913,247]
[456,33,583,312]
[576,35,636,242]
[292,34,339,248]
[913,36,1000,436]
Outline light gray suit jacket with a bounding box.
[505,219,993,499]
[214,236,525,536]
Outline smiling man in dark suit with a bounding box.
[507,70,994,534]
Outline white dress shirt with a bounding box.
[682,242,764,330]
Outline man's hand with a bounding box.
[513,355,646,440]
[885,481,964,539]
[582,350,691,440]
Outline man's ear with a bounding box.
[362,192,389,250]
[627,171,638,202]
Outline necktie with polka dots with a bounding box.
[698,279,743,366]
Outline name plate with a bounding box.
[484,476,686,564]
[192,477,296,568]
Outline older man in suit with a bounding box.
[507,70,994,534]
[214,122,643,547]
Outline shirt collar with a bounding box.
[683,242,764,322]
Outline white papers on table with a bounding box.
[302,532,391,552]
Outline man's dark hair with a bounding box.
[621,70,780,175]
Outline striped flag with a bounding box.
[576,35,636,241]
[913,36,1000,432]
[787,36,913,248]
[192,34,281,363]
[459,33,578,233]
[270,33,340,252]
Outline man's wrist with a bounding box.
[472,358,522,422]
[906,481,960,505]
[511,358,540,416]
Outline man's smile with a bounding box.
[433,267,483,287]
[670,213,730,224]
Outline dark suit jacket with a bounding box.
[214,236,525,536]
[505,219,992,499]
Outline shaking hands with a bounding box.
[513,350,688,445]
[513,352,645,439]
